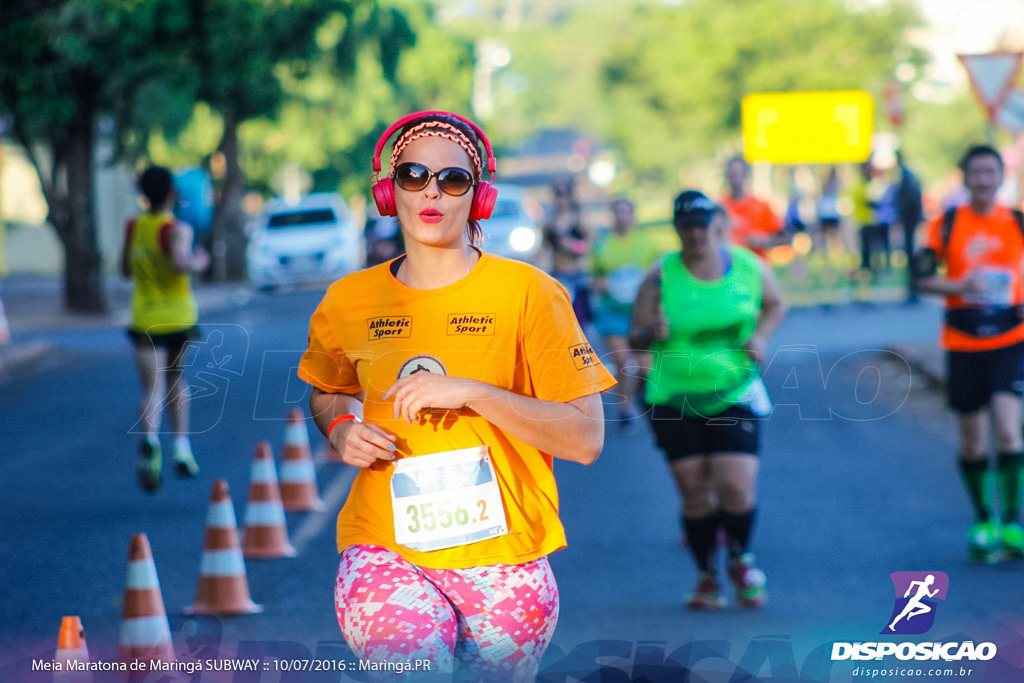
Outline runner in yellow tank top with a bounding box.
[120,166,209,493]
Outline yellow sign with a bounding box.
[741,90,874,164]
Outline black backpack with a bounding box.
[940,206,1024,247]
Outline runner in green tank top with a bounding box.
[120,166,209,493]
[631,191,786,610]
[644,227,764,416]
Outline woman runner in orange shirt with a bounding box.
[298,111,616,681]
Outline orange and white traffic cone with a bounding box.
[242,442,296,559]
[118,534,175,670]
[186,479,263,615]
[280,409,324,511]
[54,615,91,682]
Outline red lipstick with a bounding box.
[420,209,443,223]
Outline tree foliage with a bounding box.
[898,92,990,187]
[597,0,924,184]
[0,0,424,300]
[0,0,194,311]
[463,0,923,193]
[151,0,474,204]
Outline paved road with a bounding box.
[1,287,1022,682]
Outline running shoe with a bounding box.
[172,445,200,478]
[966,521,1001,564]
[728,553,767,608]
[137,440,162,493]
[1001,522,1024,560]
[685,572,726,610]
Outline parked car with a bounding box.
[247,193,363,290]
[478,184,543,264]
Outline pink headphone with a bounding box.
[371,111,498,220]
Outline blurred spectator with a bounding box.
[782,170,806,238]
[895,150,925,303]
[720,156,784,258]
[815,166,844,259]
[854,160,895,276]
[543,179,592,325]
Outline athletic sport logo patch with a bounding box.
[447,313,495,336]
[569,343,596,370]
[367,316,412,341]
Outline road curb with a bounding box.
[0,341,58,383]
[0,280,251,384]
[887,343,945,390]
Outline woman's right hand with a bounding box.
[330,420,397,468]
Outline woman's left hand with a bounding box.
[383,373,485,424]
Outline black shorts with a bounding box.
[647,403,760,462]
[946,342,1024,414]
[126,325,199,369]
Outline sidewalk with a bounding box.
[888,339,946,389]
[0,274,250,380]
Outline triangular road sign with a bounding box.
[995,89,1024,134]
[958,52,1023,118]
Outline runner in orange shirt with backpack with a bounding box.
[913,144,1024,563]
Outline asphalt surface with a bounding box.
[1,275,1022,683]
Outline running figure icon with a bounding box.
[887,574,939,632]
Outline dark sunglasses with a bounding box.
[393,162,475,197]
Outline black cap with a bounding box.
[673,190,716,228]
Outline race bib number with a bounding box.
[736,376,772,417]
[964,267,1013,307]
[606,265,646,305]
[391,446,508,552]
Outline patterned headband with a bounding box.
[389,121,483,179]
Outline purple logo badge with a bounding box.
[881,571,949,635]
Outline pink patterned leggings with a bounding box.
[335,544,559,681]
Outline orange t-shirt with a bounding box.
[298,251,616,569]
[721,195,782,257]
[924,205,1024,351]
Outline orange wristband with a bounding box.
[327,414,361,438]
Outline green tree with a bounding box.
[0,0,422,311]
[0,0,194,312]
[180,0,417,280]
[236,0,474,202]
[899,91,990,188]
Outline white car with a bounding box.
[247,193,363,289]
[479,184,544,263]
